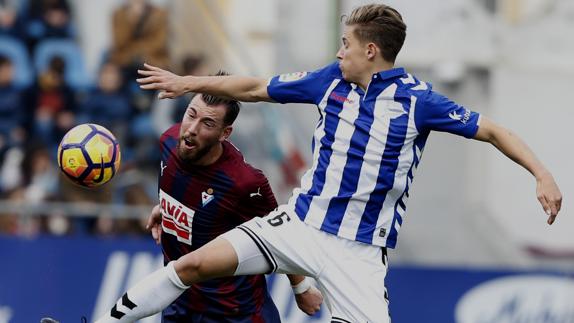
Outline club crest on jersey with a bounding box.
[201,188,215,206]
[278,71,308,82]
[159,189,195,245]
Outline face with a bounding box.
[99,63,122,93]
[177,95,232,165]
[336,25,371,83]
[0,63,13,86]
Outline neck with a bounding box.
[357,60,395,90]
[196,143,224,166]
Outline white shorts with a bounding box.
[221,206,390,323]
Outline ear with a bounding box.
[366,43,378,60]
[220,126,232,142]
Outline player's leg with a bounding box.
[313,231,390,323]
[173,236,240,283]
[95,237,250,323]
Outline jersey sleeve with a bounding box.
[267,62,339,105]
[415,90,481,138]
[236,170,278,222]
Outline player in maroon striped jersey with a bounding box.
[138,80,322,322]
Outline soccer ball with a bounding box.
[57,123,121,187]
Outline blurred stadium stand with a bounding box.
[34,39,91,89]
[0,0,573,322]
[0,35,33,88]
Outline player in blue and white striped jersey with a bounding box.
[99,3,563,323]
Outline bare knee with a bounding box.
[172,237,239,285]
[173,252,206,285]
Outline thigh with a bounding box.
[238,207,325,278]
[318,234,390,323]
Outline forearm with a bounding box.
[475,118,550,180]
[287,274,313,294]
[182,75,272,102]
[287,274,306,286]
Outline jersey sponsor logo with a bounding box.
[278,71,308,82]
[249,187,262,198]
[201,188,215,206]
[329,92,354,104]
[449,109,471,124]
[159,189,195,245]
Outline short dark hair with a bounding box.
[200,70,241,126]
[344,4,407,63]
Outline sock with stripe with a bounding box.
[95,261,188,322]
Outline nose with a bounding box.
[183,120,199,137]
[336,47,343,60]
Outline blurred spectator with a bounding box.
[0,188,24,234]
[25,55,76,150]
[22,143,58,204]
[0,55,26,161]
[78,61,132,145]
[115,182,152,236]
[109,0,169,81]
[25,0,75,52]
[0,0,25,38]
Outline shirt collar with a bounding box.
[376,67,406,80]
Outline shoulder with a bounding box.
[222,141,268,190]
[312,61,343,80]
[274,62,342,84]
[150,5,168,19]
[392,72,432,97]
[161,123,181,141]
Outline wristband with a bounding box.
[291,277,312,295]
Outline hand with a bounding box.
[294,285,323,316]
[145,204,162,244]
[137,63,188,99]
[536,172,562,225]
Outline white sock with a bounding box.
[95,261,188,323]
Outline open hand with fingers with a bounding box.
[536,172,562,225]
[137,63,190,99]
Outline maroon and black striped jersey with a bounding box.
[159,123,278,316]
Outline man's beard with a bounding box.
[176,141,213,164]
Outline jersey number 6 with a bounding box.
[267,212,291,227]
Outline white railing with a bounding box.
[0,200,152,218]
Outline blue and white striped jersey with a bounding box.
[267,62,481,248]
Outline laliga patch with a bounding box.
[278,71,308,82]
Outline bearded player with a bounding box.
[125,73,322,322]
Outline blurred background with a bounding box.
[0,0,572,322]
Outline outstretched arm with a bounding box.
[473,117,562,224]
[137,63,272,102]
